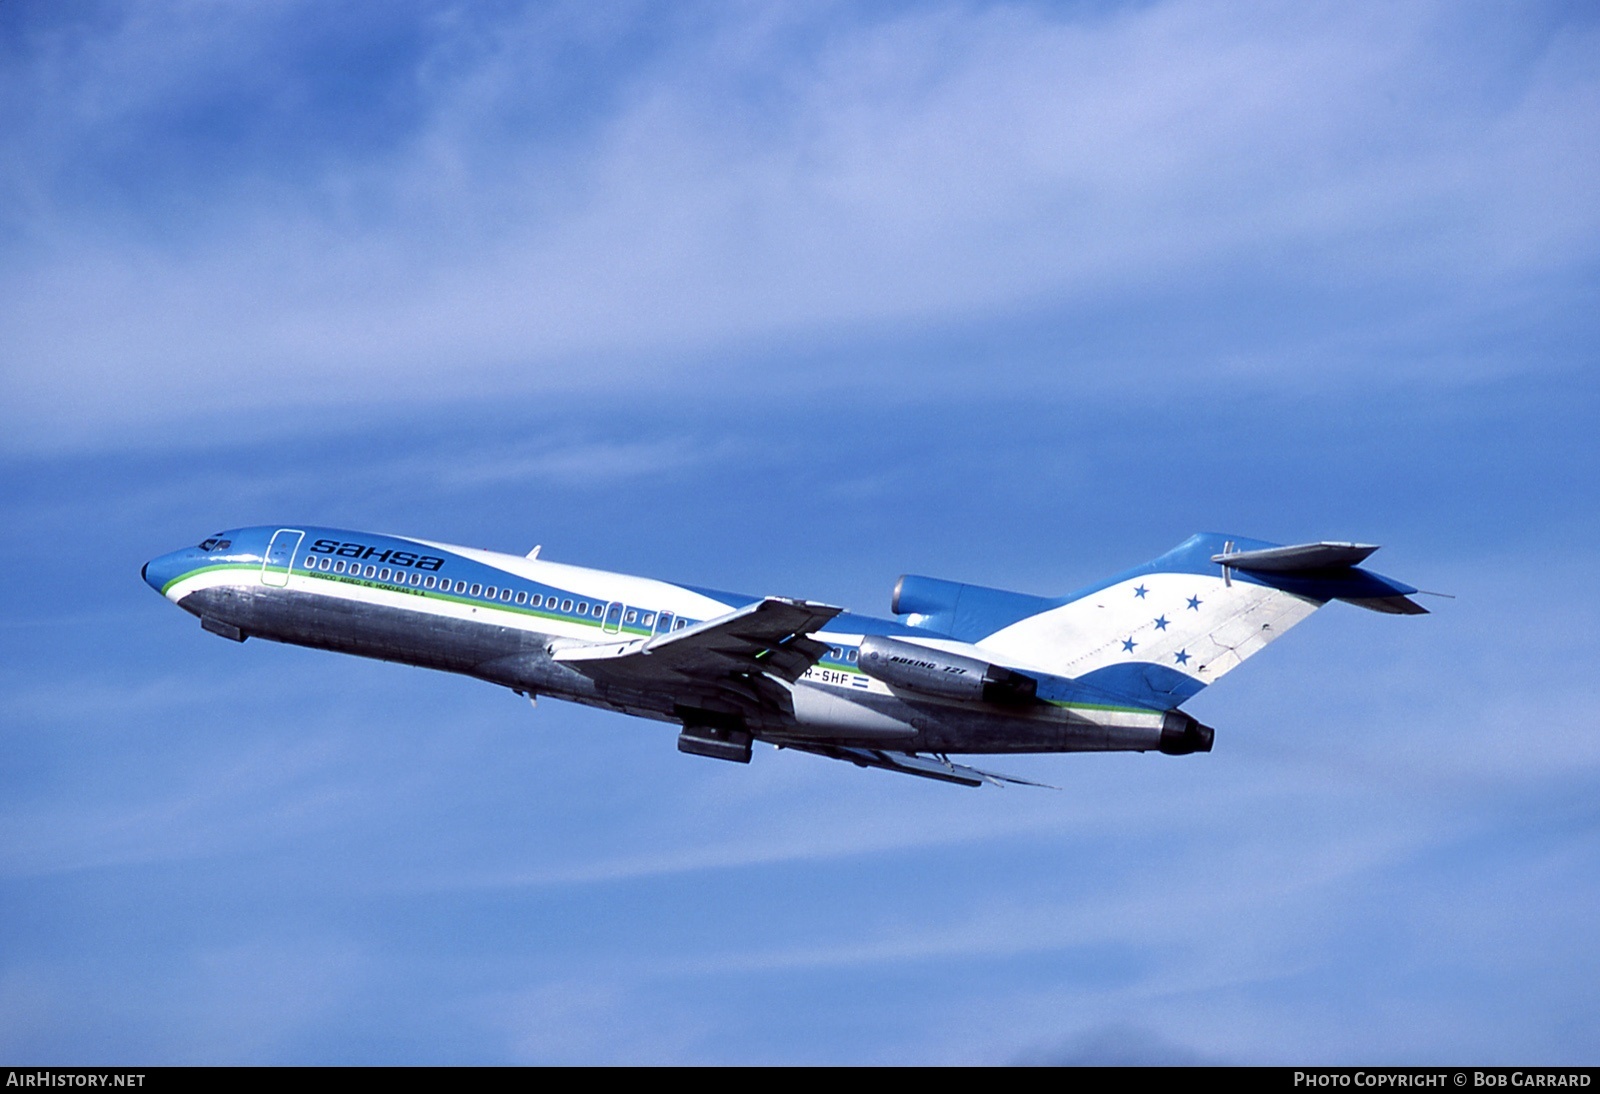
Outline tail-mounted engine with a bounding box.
[857,635,1037,706]
[1158,709,1215,754]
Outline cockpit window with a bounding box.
[197,537,233,551]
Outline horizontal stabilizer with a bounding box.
[1208,539,1427,614]
[1212,541,1379,571]
[1343,594,1429,615]
[781,743,1056,788]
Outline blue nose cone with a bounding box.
[143,548,198,597]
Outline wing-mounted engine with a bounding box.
[857,635,1037,706]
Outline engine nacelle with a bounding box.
[1158,709,1215,755]
[890,574,1054,637]
[857,635,1038,706]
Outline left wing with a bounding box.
[553,596,843,717]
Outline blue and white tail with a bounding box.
[893,534,1424,711]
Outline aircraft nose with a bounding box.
[142,555,164,594]
[142,549,192,597]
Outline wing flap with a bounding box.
[781,743,1057,788]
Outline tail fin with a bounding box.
[959,534,1423,710]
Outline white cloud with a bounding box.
[2,2,1596,445]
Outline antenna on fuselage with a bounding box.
[526,545,542,559]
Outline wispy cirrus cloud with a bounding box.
[2,1,1596,449]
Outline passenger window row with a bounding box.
[298,554,692,630]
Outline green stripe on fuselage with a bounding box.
[161,562,254,596]
[166,566,1156,715]
[164,562,661,636]
[1044,698,1160,716]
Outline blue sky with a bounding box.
[1,0,1597,1064]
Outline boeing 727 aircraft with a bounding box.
[142,528,1425,786]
